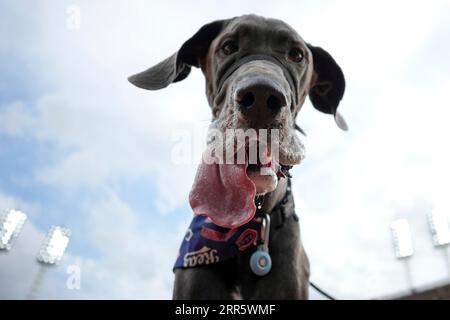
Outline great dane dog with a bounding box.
[129,14,346,299]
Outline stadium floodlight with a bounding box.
[390,219,414,259]
[37,226,71,265]
[0,209,27,250]
[427,209,450,247]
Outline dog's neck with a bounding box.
[257,178,288,213]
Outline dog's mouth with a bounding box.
[189,137,300,229]
[245,145,293,195]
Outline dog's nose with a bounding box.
[235,78,287,122]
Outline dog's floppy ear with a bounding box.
[128,20,226,90]
[307,44,348,130]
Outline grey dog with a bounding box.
[129,14,346,299]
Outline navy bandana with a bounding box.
[174,215,263,270]
[174,179,295,270]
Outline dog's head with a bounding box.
[129,15,346,227]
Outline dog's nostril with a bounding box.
[267,95,283,112]
[238,92,255,108]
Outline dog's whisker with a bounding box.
[294,123,307,136]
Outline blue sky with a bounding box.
[1,0,450,299]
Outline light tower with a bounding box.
[390,218,415,293]
[27,226,71,299]
[0,209,27,251]
[427,208,450,279]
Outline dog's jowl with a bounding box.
[129,14,346,299]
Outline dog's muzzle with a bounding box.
[216,54,297,100]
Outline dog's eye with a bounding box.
[222,40,238,55]
[288,47,304,63]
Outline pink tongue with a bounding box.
[189,158,256,229]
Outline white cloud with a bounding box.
[66,190,193,299]
[294,77,450,299]
[79,192,175,298]
[0,190,188,299]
